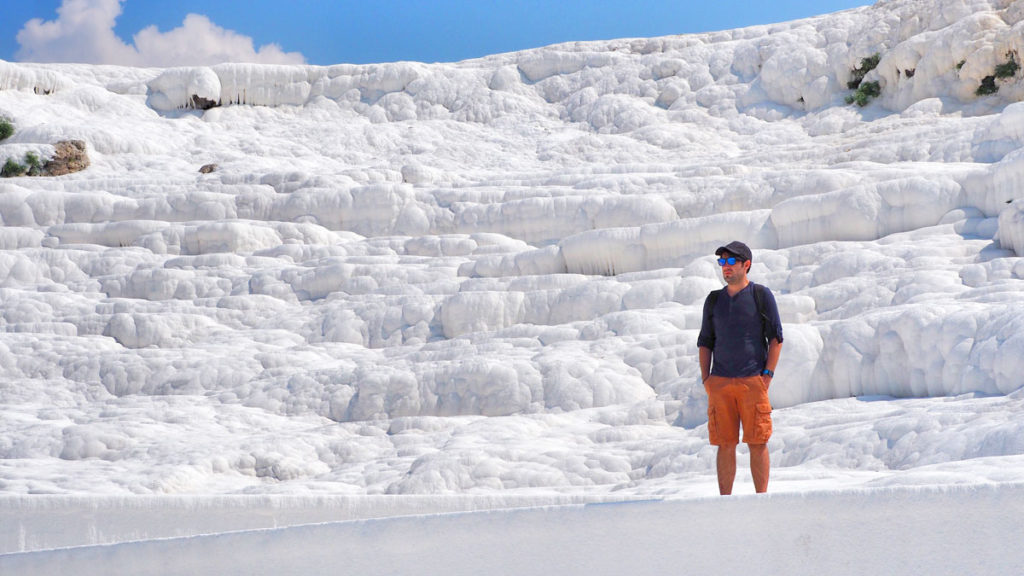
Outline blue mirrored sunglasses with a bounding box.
[717,257,744,266]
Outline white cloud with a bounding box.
[16,0,305,67]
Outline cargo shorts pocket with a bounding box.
[707,406,719,443]
[753,402,772,442]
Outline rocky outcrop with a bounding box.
[42,140,89,176]
[2,140,91,178]
[191,95,219,111]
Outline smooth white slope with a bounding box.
[3,485,1023,576]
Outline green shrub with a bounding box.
[0,118,13,142]
[975,55,1020,96]
[1,158,27,178]
[976,75,998,96]
[995,56,1019,79]
[847,53,881,89]
[1,152,50,177]
[24,151,43,176]
[846,80,881,107]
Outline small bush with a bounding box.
[0,118,13,142]
[976,75,998,96]
[1,158,27,178]
[24,151,43,176]
[846,80,881,107]
[975,55,1020,97]
[995,56,1019,79]
[847,53,881,89]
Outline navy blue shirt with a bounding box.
[697,283,783,378]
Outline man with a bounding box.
[697,240,783,495]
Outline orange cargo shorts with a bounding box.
[704,374,772,446]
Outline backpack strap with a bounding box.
[708,287,723,310]
[751,282,771,347]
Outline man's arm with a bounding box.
[699,346,712,383]
[762,338,782,387]
[697,291,716,383]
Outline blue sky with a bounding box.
[2,0,872,67]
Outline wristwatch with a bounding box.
[761,369,774,378]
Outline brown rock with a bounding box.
[43,140,89,176]
[191,95,219,110]
[199,163,218,174]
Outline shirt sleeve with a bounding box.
[696,291,716,349]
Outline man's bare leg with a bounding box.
[750,443,769,493]
[716,443,737,495]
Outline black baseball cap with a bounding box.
[715,240,752,261]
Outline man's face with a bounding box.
[718,252,748,284]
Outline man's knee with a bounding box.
[717,442,738,453]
